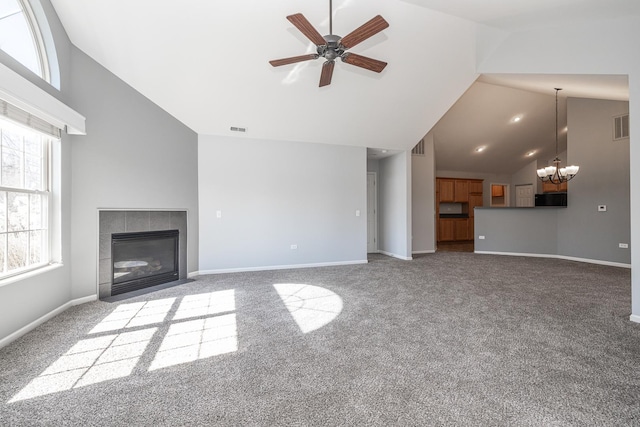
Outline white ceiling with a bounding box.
[49,0,634,173]
[403,0,640,31]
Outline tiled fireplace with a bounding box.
[98,210,187,299]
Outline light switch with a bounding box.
[598,205,607,212]
[356,210,361,217]
[216,210,222,218]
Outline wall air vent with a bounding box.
[230,126,247,132]
[613,114,629,140]
[412,139,425,156]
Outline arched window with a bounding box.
[0,0,57,87]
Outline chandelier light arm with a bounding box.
[536,88,580,185]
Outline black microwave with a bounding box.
[535,192,567,207]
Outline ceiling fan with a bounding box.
[269,0,389,87]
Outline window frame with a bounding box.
[0,0,52,84]
[0,118,53,280]
[19,0,50,83]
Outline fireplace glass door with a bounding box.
[111,230,179,296]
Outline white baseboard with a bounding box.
[378,251,413,261]
[193,259,369,276]
[412,250,436,255]
[630,315,640,324]
[474,251,631,269]
[0,294,97,350]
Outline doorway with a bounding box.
[490,183,510,207]
[367,172,377,253]
[515,184,535,207]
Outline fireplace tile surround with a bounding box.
[98,210,188,299]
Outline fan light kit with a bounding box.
[269,0,389,87]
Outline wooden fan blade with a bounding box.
[342,53,387,73]
[287,13,326,46]
[269,54,318,67]
[340,15,389,49]
[319,61,335,87]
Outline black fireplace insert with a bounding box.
[111,229,179,296]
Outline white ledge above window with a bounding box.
[0,61,85,135]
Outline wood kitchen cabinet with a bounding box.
[438,179,455,202]
[454,219,468,240]
[468,180,483,194]
[439,218,469,242]
[454,180,469,202]
[468,194,483,215]
[436,178,483,243]
[438,178,471,203]
[542,181,568,193]
[439,218,455,241]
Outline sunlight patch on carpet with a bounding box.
[273,284,343,334]
[89,298,176,333]
[173,290,235,321]
[9,328,157,402]
[149,313,237,371]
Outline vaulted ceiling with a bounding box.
[50,0,635,174]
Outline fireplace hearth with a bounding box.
[111,230,179,296]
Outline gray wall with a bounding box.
[0,0,198,342]
[378,151,412,259]
[0,0,73,343]
[411,132,436,253]
[475,207,559,255]
[198,135,367,272]
[367,158,380,174]
[557,98,630,264]
[475,98,630,266]
[67,48,199,299]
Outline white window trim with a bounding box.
[0,119,55,281]
[0,61,85,135]
[18,0,50,83]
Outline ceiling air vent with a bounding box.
[230,126,247,133]
[613,114,629,140]
[412,139,425,156]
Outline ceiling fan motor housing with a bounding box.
[318,35,344,61]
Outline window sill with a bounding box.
[0,263,64,288]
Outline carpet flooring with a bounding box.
[0,252,638,426]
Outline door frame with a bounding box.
[367,172,378,253]
[515,183,535,207]
[489,183,510,207]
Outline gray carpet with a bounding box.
[0,252,638,426]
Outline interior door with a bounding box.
[516,184,534,207]
[367,172,377,253]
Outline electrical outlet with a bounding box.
[290,244,298,250]
[619,243,629,249]
[479,235,485,240]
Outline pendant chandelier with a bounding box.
[536,88,579,184]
